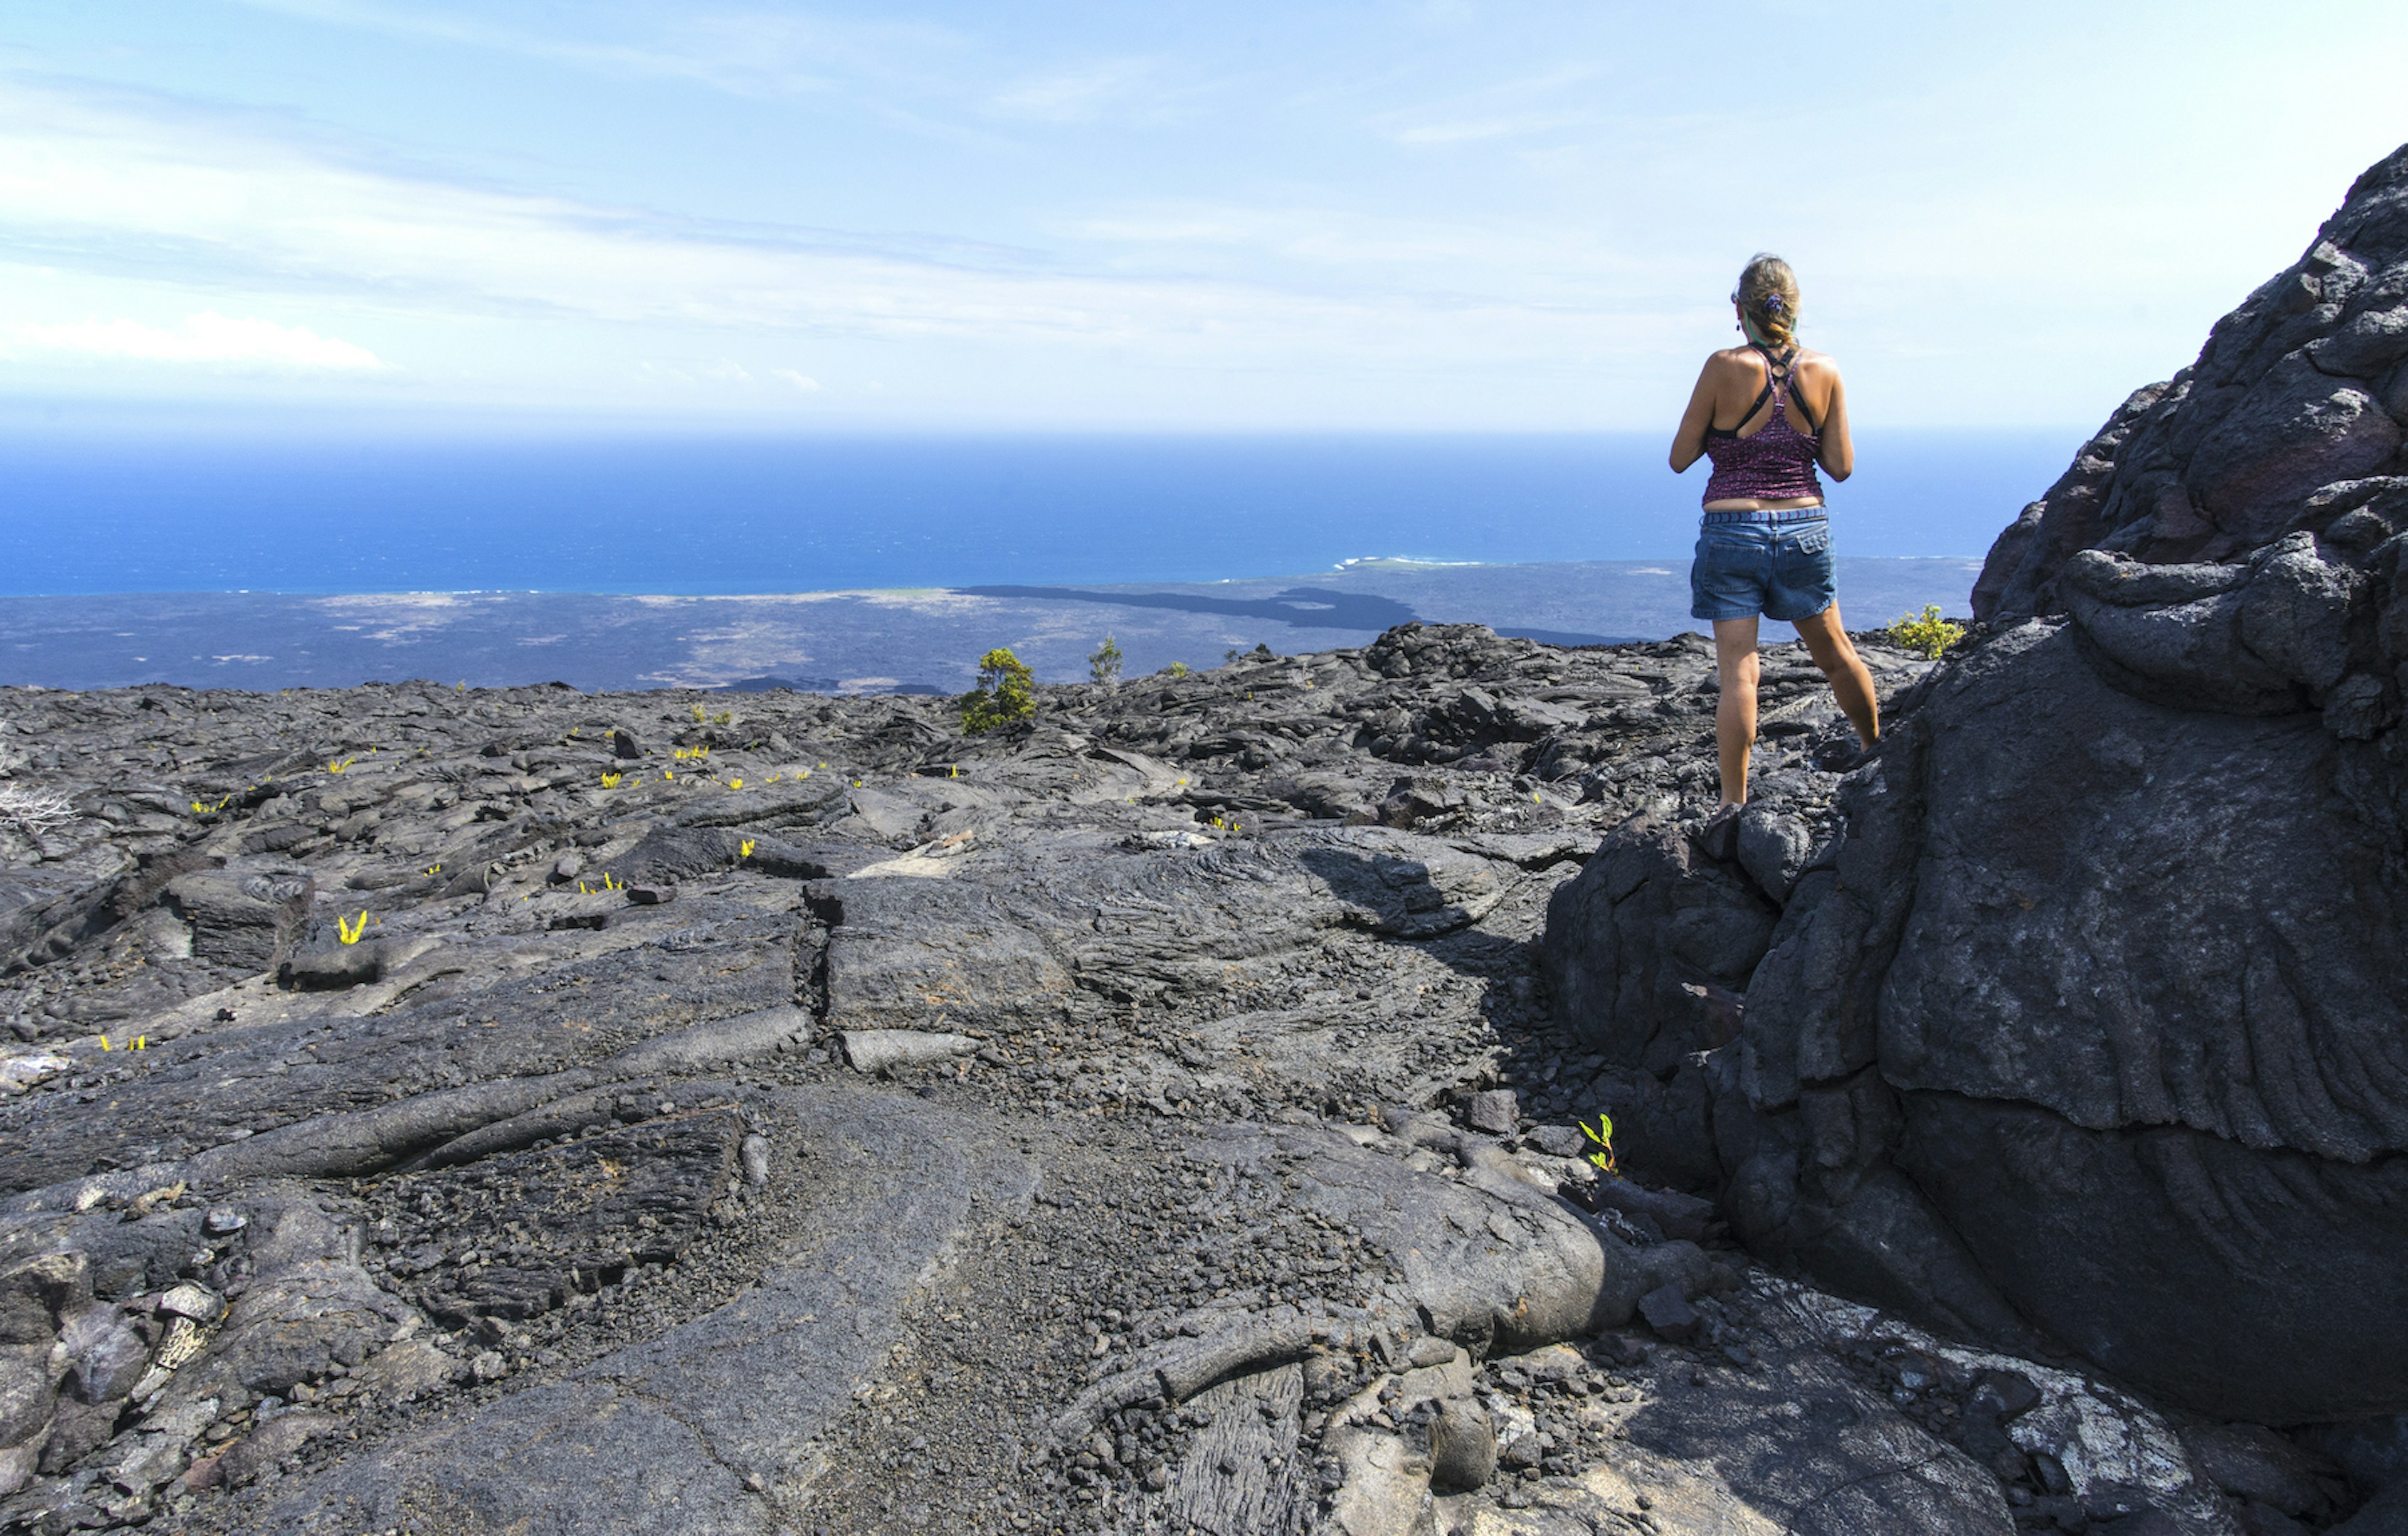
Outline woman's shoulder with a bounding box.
[1793,346,1841,378]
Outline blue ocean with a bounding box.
[0,430,2071,596]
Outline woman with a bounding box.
[1668,253,1879,807]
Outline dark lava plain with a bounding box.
[0,621,2325,1536]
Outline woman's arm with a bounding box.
[1814,360,1852,482]
[1669,361,1721,472]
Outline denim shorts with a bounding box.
[1689,513,1835,623]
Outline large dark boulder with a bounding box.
[1540,812,1780,1074]
[1546,142,2408,1424]
[1975,143,2408,623]
[1741,620,2408,1423]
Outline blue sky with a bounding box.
[1,1,2402,432]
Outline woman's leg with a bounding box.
[1792,603,1879,746]
[1712,616,1761,806]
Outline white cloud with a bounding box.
[4,312,383,369]
[228,0,965,101]
[1376,65,1602,147]
[1389,112,1592,147]
[991,58,1161,122]
[771,368,823,391]
[0,77,1644,369]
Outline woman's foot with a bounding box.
[1694,801,1743,861]
[1810,735,1877,773]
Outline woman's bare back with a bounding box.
[1704,345,1837,437]
[1670,344,1852,492]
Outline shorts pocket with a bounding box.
[1699,530,1761,569]
[1788,524,1830,556]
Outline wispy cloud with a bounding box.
[1060,199,1688,310]
[233,0,1265,145]
[991,58,1163,122]
[0,76,1650,368]
[226,0,963,98]
[1390,112,1597,147]
[1376,65,1603,147]
[4,312,383,369]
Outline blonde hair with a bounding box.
[1735,253,1801,350]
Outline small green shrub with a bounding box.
[959,647,1037,733]
[1089,634,1124,686]
[1886,605,1966,660]
[1161,660,1190,678]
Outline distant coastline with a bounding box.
[0,556,1983,693]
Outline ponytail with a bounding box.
[1736,253,1801,350]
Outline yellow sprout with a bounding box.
[601,773,621,788]
[99,1034,112,1052]
[691,704,707,723]
[326,756,354,775]
[134,1036,145,1051]
[729,778,743,790]
[337,911,369,945]
[1580,1115,1619,1176]
[740,839,756,859]
[664,769,674,780]
[426,864,443,877]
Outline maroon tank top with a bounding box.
[1701,346,1824,506]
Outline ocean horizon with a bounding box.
[1,428,2067,598]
